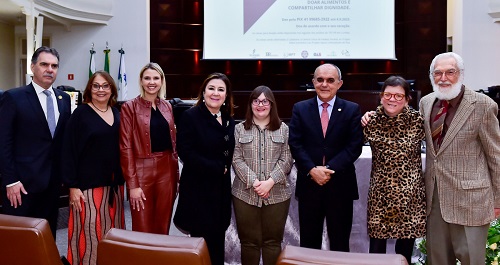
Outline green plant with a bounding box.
[487,219,500,265]
[415,237,427,265]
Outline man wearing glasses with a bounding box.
[0,46,71,238]
[289,63,363,251]
[420,52,500,264]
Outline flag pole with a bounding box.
[118,45,128,101]
[104,41,110,73]
[89,43,96,78]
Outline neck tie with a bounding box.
[43,90,56,137]
[321,102,329,137]
[431,100,449,149]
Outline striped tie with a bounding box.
[431,100,449,149]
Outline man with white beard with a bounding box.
[361,52,500,264]
[419,52,500,265]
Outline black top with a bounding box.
[61,104,124,190]
[150,106,172,152]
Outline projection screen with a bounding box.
[203,0,395,60]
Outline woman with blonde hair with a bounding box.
[120,62,179,234]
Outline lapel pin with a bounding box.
[338,108,342,112]
[58,95,62,99]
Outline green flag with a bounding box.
[104,48,110,73]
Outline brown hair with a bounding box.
[194,72,234,116]
[82,70,118,106]
[381,75,412,102]
[243,85,281,131]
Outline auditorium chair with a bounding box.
[97,228,211,265]
[276,245,409,265]
[0,214,68,265]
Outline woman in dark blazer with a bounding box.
[174,72,236,265]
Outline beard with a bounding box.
[432,79,463,100]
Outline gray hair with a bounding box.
[429,52,465,78]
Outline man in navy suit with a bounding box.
[289,63,363,251]
[0,46,70,238]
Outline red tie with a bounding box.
[431,100,449,149]
[321,102,329,137]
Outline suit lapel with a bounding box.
[53,89,67,136]
[438,89,475,153]
[307,98,324,138]
[53,89,65,116]
[422,94,438,156]
[25,84,51,133]
[327,98,345,137]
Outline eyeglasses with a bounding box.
[431,69,459,78]
[314,77,336,84]
[252,99,271,106]
[380,92,405,101]
[92,83,111,91]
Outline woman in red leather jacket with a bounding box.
[119,62,179,234]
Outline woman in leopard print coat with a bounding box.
[363,76,425,264]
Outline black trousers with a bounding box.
[298,193,353,251]
[2,184,59,239]
[191,227,226,265]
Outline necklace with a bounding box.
[90,102,109,113]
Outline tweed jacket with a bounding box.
[419,87,500,226]
[232,122,293,207]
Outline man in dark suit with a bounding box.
[0,46,71,238]
[289,63,363,251]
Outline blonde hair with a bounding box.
[138,62,167,99]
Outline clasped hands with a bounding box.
[309,166,335,186]
[253,178,275,199]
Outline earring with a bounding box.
[223,102,226,106]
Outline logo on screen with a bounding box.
[244,0,277,33]
[301,50,309,58]
[249,49,260,58]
